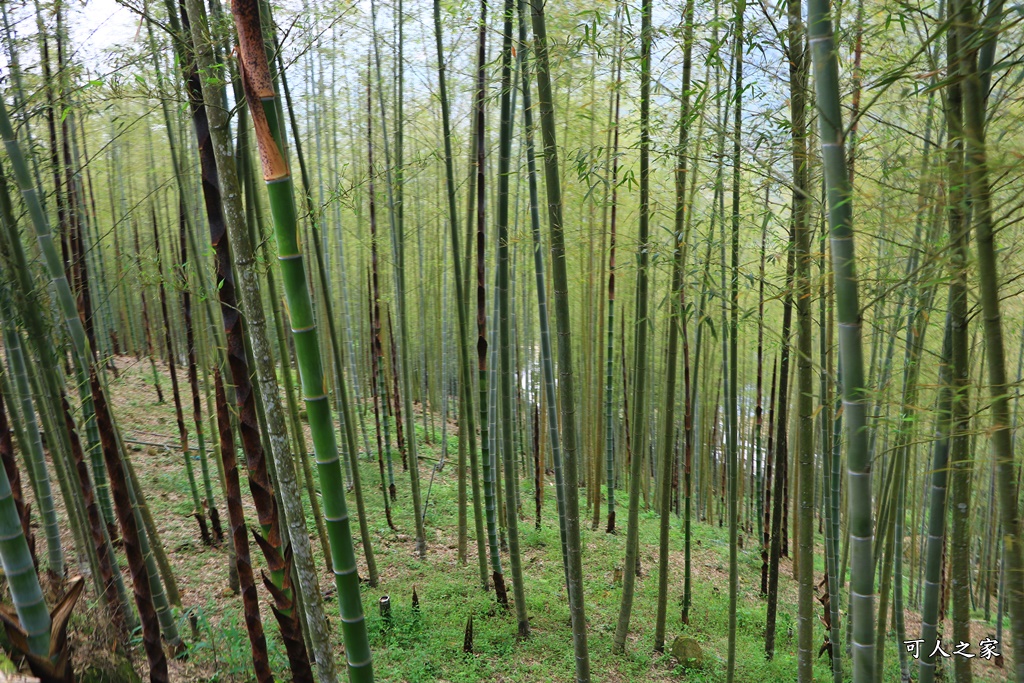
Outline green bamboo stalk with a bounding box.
[35,2,119,544]
[177,194,222,544]
[727,0,746,675]
[528,0,591,676]
[368,252,395,529]
[875,207,941,675]
[487,293,505,554]
[196,325,239,592]
[130,197,165,404]
[0,387,82,683]
[817,202,842,679]
[430,0,481,581]
[0,292,62,575]
[177,0,264,604]
[655,0,694,652]
[365,74,397,524]
[432,0,488,590]
[58,383,132,633]
[238,106,333,578]
[785,0,814,675]
[807,0,876,676]
[953,0,1024,672]
[496,0,529,637]
[940,13,975,682]
[276,49,377,586]
[516,0,569,592]
[603,11,622,535]
[467,0,507,605]
[387,312,408,472]
[613,0,652,653]
[0,370,31,555]
[461,57,490,590]
[0,380,49,658]
[231,2,374,680]
[766,229,795,658]
[685,147,715,619]
[0,173,107,593]
[96,376,174,680]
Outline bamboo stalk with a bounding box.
[527,0,591,675]
[231,1,374,679]
[807,0,876,675]
[496,0,529,637]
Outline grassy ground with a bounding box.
[54,355,1013,681]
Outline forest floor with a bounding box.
[52,354,1014,682]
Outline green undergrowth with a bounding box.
[96,359,1010,681]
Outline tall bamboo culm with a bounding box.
[806,0,876,678]
[528,0,591,677]
[231,2,374,680]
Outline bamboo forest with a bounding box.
[0,0,1022,676]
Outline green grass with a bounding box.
[91,357,1011,681]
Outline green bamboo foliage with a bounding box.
[806,0,875,677]
[231,2,374,681]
